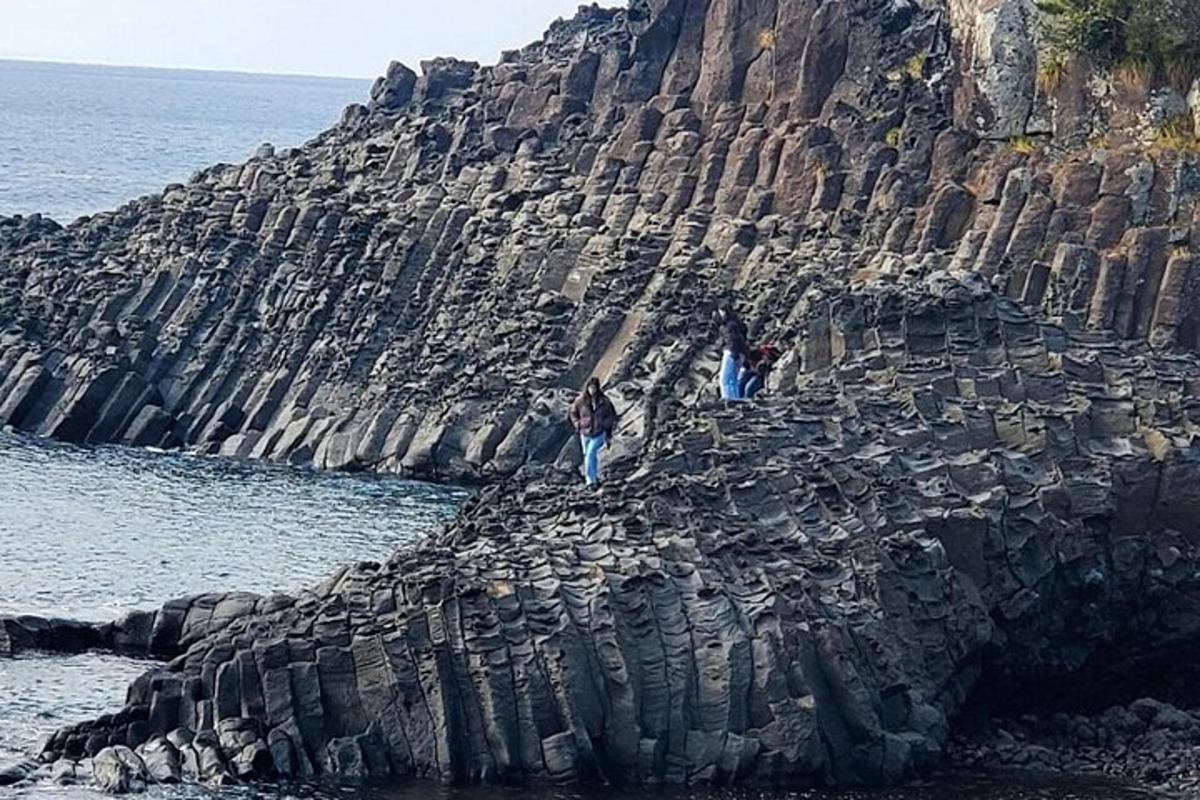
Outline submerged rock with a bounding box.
[0,759,37,787]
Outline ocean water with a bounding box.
[0,60,369,222]
[0,432,466,779]
[0,433,466,622]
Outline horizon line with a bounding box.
[0,55,376,82]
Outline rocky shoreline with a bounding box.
[5,274,1200,794]
[4,0,1200,794]
[950,700,1200,797]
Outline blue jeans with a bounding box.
[744,374,763,398]
[581,434,605,485]
[720,352,742,400]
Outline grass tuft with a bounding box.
[1036,0,1200,90]
[905,53,929,81]
[1010,135,1039,155]
[1037,55,1070,93]
[1152,115,1200,154]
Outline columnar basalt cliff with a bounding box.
[9,275,1200,790]
[4,0,1200,792]
[1,0,1196,481]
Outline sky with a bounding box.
[0,0,592,79]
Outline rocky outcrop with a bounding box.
[0,592,278,659]
[6,274,1200,791]
[952,699,1200,796]
[0,0,1195,484]
[947,0,1037,138]
[4,0,1200,793]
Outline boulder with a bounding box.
[92,747,146,794]
[369,61,417,110]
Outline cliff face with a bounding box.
[5,0,1200,791]
[14,273,1200,789]
[2,0,1195,481]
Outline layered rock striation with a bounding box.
[0,0,1196,482]
[9,274,1200,789]
[3,0,1200,792]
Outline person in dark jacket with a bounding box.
[740,342,781,399]
[569,377,618,486]
[716,304,749,400]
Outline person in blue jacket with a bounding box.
[715,304,749,400]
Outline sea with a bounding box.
[0,59,369,222]
[0,60,1148,800]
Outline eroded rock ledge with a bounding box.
[5,275,1200,791]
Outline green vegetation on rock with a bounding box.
[1036,0,1200,88]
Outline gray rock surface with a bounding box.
[9,273,1200,791]
[948,0,1037,138]
[0,0,1194,483]
[92,747,146,794]
[2,0,1200,794]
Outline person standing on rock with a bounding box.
[570,378,618,487]
[716,304,749,400]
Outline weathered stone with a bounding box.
[370,61,417,110]
[92,747,146,794]
[2,0,1199,795]
[137,738,182,784]
[948,0,1037,138]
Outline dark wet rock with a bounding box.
[951,699,1200,796]
[0,759,37,786]
[0,591,275,660]
[0,615,108,656]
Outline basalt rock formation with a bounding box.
[8,273,1200,791]
[0,0,1197,481]
[4,0,1200,793]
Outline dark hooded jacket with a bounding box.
[747,343,781,378]
[570,390,618,438]
[721,310,749,360]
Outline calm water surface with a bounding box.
[0,433,465,621]
[0,60,368,221]
[0,432,464,783]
